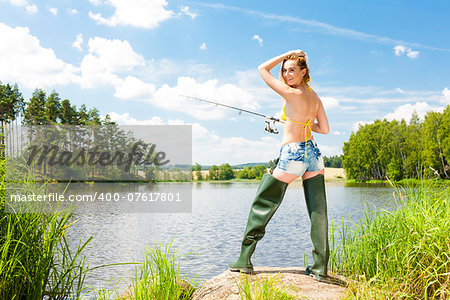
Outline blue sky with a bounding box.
[1,0,449,165]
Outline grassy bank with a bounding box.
[0,158,93,298]
[330,182,449,298]
[346,178,450,186]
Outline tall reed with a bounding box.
[0,157,92,299]
[330,183,449,299]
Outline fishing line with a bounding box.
[179,94,283,134]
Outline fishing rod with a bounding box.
[180,94,284,134]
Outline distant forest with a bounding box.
[0,83,179,181]
[1,83,107,160]
[342,106,450,181]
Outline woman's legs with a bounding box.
[230,143,323,274]
[302,169,324,181]
[272,167,300,183]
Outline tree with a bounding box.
[423,111,445,178]
[208,165,219,180]
[60,99,79,125]
[44,91,62,124]
[324,155,343,168]
[268,158,278,171]
[342,107,450,181]
[193,163,203,180]
[0,83,24,158]
[438,105,450,178]
[252,165,267,179]
[237,166,255,179]
[24,89,47,125]
[219,163,235,180]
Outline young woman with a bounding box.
[229,50,330,282]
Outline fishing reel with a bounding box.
[265,120,279,134]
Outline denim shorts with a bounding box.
[276,140,324,176]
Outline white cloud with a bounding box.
[406,50,420,59]
[114,76,156,100]
[196,135,280,165]
[252,34,263,46]
[180,6,197,19]
[78,37,145,88]
[89,0,174,29]
[321,96,340,110]
[352,101,445,132]
[88,0,102,5]
[48,7,57,15]
[319,145,343,156]
[199,42,207,50]
[333,131,344,135]
[67,8,78,15]
[150,76,260,120]
[442,88,450,105]
[352,120,372,132]
[87,37,145,72]
[384,102,443,122]
[394,45,406,56]
[113,113,280,165]
[231,69,278,107]
[108,112,199,129]
[72,33,83,51]
[396,88,407,94]
[0,22,78,88]
[394,45,419,59]
[4,0,38,14]
[107,112,166,125]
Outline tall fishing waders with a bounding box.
[303,174,329,281]
[228,174,288,273]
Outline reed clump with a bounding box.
[331,183,449,299]
[0,157,92,299]
[131,241,200,300]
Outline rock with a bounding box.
[192,267,347,300]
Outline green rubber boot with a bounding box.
[229,174,288,273]
[303,174,329,281]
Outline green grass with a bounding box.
[345,178,450,187]
[0,157,93,299]
[397,178,450,187]
[236,274,298,300]
[131,241,200,300]
[90,279,122,300]
[330,182,449,299]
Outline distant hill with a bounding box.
[199,162,268,170]
[158,162,269,171]
[230,162,268,169]
[165,156,341,171]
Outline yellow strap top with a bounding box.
[280,104,314,158]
